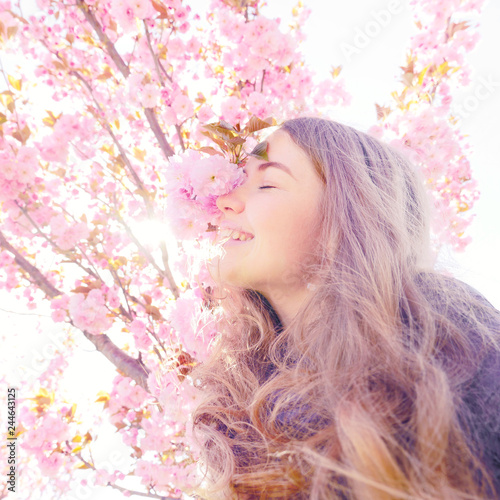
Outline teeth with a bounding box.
[219,228,253,241]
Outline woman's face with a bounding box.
[210,129,325,297]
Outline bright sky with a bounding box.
[1,1,499,499]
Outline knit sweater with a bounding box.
[228,279,500,497]
[266,276,500,496]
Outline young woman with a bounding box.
[192,117,500,499]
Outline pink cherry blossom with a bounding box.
[38,452,66,478]
[49,214,90,250]
[68,289,113,335]
[172,94,195,122]
[220,95,245,124]
[139,83,160,108]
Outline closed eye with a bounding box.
[259,186,275,190]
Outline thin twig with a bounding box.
[114,211,179,298]
[15,202,102,281]
[143,20,164,86]
[108,482,179,500]
[70,70,148,192]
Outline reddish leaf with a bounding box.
[198,146,224,157]
[244,115,274,135]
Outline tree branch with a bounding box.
[175,123,185,152]
[159,240,180,300]
[114,212,179,299]
[70,70,149,193]
[77,323,150,391]
[75,0,175,159]
[143,20,165,86]
[15,201,102,282]
[75,0,130,77]
[144,107,175,158]
[75,452,178,499]
[0,229,61,298]
[0,229,150,390]
[108,482,179,500]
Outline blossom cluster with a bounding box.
[373,0,484,250]
[163,149,245,240]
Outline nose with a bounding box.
[216,184,245,214]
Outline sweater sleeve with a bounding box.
[461,326,500,495]
[453,282,500,495]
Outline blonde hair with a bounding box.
[192,117,500,499]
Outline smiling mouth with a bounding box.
[217,227,255,243]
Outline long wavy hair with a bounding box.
[191,117,500,499]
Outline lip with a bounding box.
[223,236,254,246]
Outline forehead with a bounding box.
[268,129,327,185]
[262,130,318,179]
[264,130,308,163]
[266,129,300,153]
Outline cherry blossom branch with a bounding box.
[141,22,181,156]
[75,452,178,499]
[75,0,130,77]
[14,201,102,282]
[108,267,134,319]
[175,124,186,152]
[73,321,150,391]
[159,240,179,299]
[143,20,165,86]
[114,211,179,299]
[144,107,175,158]
[108,482,178,500]
[74,1,175,159]
[0,228,150,389]
[70,70,148,192]
[0,229,61,298]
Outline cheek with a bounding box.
[274,207,318,257]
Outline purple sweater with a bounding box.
[265,277,500,495]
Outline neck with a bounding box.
[259,284,315,330]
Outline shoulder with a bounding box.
[414,272,500,350]
[421,274,500,493]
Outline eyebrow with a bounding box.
[244,161,296,180]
